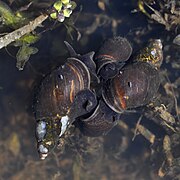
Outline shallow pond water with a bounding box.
[0,0,179,179]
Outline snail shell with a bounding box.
[77,100,120,137]
[95,36,132,79]
[34,57,92,159]
[102,62,160,113]
[102,39,163,113]
[64,41,97,75]
[64,41,100,90]
[35,58,91,119]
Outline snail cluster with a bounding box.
[34,36,163,159]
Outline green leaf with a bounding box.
[16,44,38,70]
[0,1,20,27]
[50,12,57,19]
[14,34,40,47]
[53,1,62,12]
[20,34,40,44]
[63,9,72,17]
[61,0,70,5]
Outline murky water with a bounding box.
[0,0,179,179]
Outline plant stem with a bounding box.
[0,14,48,49]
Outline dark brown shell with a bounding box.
[102,62,160,113]
[77,100,120,137]
[34,57,92,159]
[95,36,132,79]
[34,57,91,120]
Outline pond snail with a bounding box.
[34,37,163,159]
[34,44,98,159]
[100,39,163,113]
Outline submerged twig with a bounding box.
[0,14,48,49]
